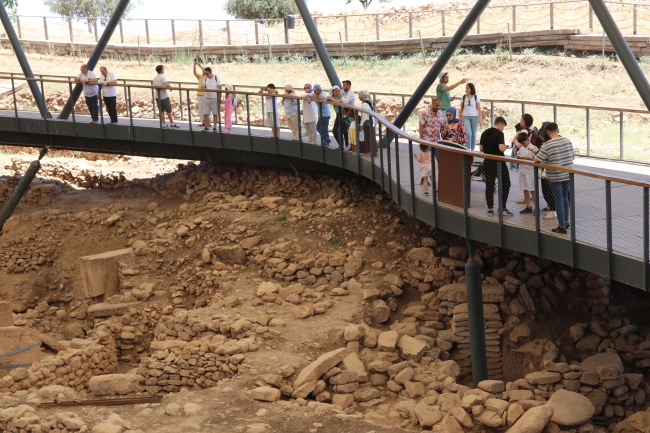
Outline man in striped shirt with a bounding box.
[534,122,575,234]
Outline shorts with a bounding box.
[197,95,206,117]
[519,167,535,192]
[203,97,219,116]
[265,112,280,127]
[157,97,172,114]
[420,169,432,177]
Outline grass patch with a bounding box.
[274,214,287,222]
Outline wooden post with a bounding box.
[344,15,348,41]
[226,21,231,45]
[634,5,637,35]
[376,14,380,40]
[199,20,203,45]
[408,12,413,38]
[69,17,74,43]
[172,20,176,45]
[550,3,554,30]
[94,18,98,42]
[119,19,124,43]
[43,17,48,41]
[419,30,426,65]
[589,4,593,31]
[16,16,21,38]
[507,23,512,61]
[339,31,346,66]
[145,20,150,44]
[477,16,481,34]
[255,20,259,44]
[441,10,446,36]
[512,6,516,32]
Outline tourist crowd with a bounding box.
[74,64,574,235]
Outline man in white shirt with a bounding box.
[152,65,178,129]
[340,80,355,148]
[75,64,99,123]
[201,67,222,131]
[98,66,118,124]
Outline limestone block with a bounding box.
[0,301,13,327]
[80,248,132,298]
[89,374,139,396]
[0,327,40,375]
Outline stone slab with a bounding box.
[87,302,141,318]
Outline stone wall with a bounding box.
[0,325,117,393]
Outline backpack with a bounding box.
[462,94,478,107]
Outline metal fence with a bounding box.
[1,72,648,164]
[6,1,650,46]
[0,74,648,291]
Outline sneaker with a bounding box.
[90,120,97,124]
[162,124,169,129]
[109,121,118,125]
[170,124,180,129]
[520,207,533,214]
[502,208,514,216]
[420,178,424,185]
[566,223,571,229]
[203,127,210,132]
[552,226,567,234]
[543,211,557,220]
[424,191,429,196]
[212,127,217,132]
[487,209,494,216]
[331,145,340,150]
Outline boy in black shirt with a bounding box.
[479,117,513,216]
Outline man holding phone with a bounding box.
[193,60,210,127]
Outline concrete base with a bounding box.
[0,327,40,378]
[79,248,132,299]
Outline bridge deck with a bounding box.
[1,109,648,288]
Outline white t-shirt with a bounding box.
[461,94,481,117]
[78,71,98,97]
[265,94,279,113]
[202,75,222,99]
[99,71,117,97]
[517,143,537,172]
[152,74,168,100]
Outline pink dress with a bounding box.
[223,93,234,130]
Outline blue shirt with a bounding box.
[283,96,298,118]
[309,91,330,117]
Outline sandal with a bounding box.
[543,211,557,220]
[541,206,552,212]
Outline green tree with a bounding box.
[43,0,135,30]
[346,0,392,10]
[224,0,298,20]
[4,0,18,16]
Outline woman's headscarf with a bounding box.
[446,106,460,124]
[358,90,371,103]
[304,83,312,93]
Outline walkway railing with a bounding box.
[0,75,648,292]
[3,72,649,164]
[5,1,649,46]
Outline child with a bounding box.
[413,144,433,196]
[348,110,358,154]
[221,84,235,133]
[515,131,538,214]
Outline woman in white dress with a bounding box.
[302,83,318,144]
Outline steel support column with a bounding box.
[58,0,130,119]
[588,0,650,112]
[465,239,488,387]
[0,1,50,118]
[0,147,48,233]
[293,0,341,88]
[384,0,491,146]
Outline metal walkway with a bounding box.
[0,95,649,292]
